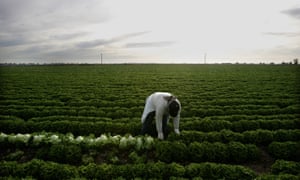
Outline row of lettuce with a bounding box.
[0,117,299,137]
[167,129,300,145]
[1,132,299,164]
[1,104,299,120]
[1,96,296,108]
[0,158,299,179]
[2,114,298,124]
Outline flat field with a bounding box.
[0,64,299,179]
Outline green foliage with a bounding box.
[81,154,94,165]
[271,160,300,175]
[185,162,256,179]
[0,159,78,180]
[228,141,249,163]
[155,141,188,163]
[168,129,300,145]
[167,163,186,178]
[48,144,82,164]
[0,159,258,179]
[256,174,300,180]
[3,150,24,161]
[188,141,259,163]
[2,157,300,179]
[268,141,300,161]
[38,161,77,180]
[128,151,145,164]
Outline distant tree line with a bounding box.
[280,58,298,65]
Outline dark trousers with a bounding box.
[141,111,169,138]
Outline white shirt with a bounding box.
[141,92,181,139]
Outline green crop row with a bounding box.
[2,159,299,180]
[0,132,155,165]
[0,106,143,120]
[0,120,141,136]
[0,132,154,151]
[2,114,299,127]
[168,129,300,145]
[1,104,298,120]
[1,97,297,110]
[271,160,300,175]
[1,160,299,180]
[257,174,300,180]
[2,114,298,126]
[156,141,259,164]
[268,141,300,161]
[0,98,143,108]
[28,116,133,123]
[198,98,297,107]
[0,132,260,164]
[0,159,257,180]
[180,119,299,132]
[0,118,298,136]
[181,105,299,118]
[4,132,297,165]
[194,114,299,122]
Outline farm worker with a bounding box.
[141,92,181,140]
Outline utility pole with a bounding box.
[204,53,207,64]
[100,53,103,64]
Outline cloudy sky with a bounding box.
[0,0,299,64]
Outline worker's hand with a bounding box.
[174,129,180,135]
[158,132,164,140]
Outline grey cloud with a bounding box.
[263,32,300,37]
[125,41,175,48]
[0,38,26,47]
[0,0,109,34]
[77,39,108,49]
[0,0,30,22]
[255,42,300,59]
[77,31,151,48]
[268,45,300,56]
[107,31,151,44]
[3,45,141,64]
[0,0,111,62]
[0,34,32,47]
[51,32,87,40]
[118,31,152,39]
[282,7,300,20]
[43,48,84,58]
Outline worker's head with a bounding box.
[169,100,180,117]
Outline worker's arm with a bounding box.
[155,105,165,140]
[173,114,180,135]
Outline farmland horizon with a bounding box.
[1,57,299,66]
[1,61,299,66]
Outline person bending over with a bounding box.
[141,92,181,140]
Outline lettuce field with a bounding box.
[0,64,299,179]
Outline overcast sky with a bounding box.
[0,0,299,64]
